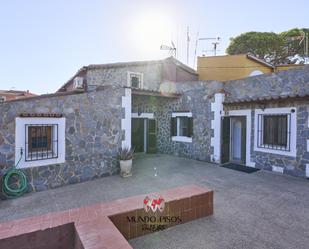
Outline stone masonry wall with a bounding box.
[223,66,309,177]
[0,87,124,192]
[87,64,162,91]
[132,81,222,162]
[224,98,309,177]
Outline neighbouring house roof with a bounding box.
[197,53,276,82]
[246,54,275,69]
[57,57,197,92]
[224,92,309,104]
[2,89,85,103]
[86,57,197,75]
[0,90,37,101]
[198,53,275,69]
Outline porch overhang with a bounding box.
[131,88,182,98]
[224,92,309,105]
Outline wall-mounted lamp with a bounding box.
[259,103,267,111]
[138,107,142,116]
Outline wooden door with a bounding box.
[221,117,230,164]
[147,119,157,153]
[132,119,144,152]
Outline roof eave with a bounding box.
[224,93,309,104]
[246,54,275,69]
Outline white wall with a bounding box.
[210,93,224,163]
[121,88,132,149]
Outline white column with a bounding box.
[121,88,132,149]
[210,93,225,163]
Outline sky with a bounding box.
[0,0,308,94]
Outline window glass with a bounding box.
[28,126,52,153]
[263,115,287,147]
[178,117,188,136]
[131,74,140,88]
[25,124,58,161]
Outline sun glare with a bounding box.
[129,11,174,55]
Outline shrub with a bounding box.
[118,147,134,160]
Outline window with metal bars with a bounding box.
[130,73,142,88]
[25,124,58,161]
[257,114,291,151]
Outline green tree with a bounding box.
[226,29,309,65]
[279,28,309,64]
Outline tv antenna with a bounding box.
[160,41,177,58]
[193,36,221,67]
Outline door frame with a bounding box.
[223,109,255,167]
[131,113,155,153]
[229,116,246,164]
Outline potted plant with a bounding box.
[118,147,134,177]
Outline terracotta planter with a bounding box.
[120,159,132,177]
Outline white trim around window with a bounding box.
[127,71,143,88]
[254,107,297,157]
[15,117,66,168]
[172,136,192,143]
[131,113,154,119]
[171,112,192,143]
[172,112,192,118]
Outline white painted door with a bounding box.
[230,118,242,163]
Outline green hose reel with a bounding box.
[2,149,28,198]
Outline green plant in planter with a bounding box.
[118,147,134,161]
[118,147,134,177]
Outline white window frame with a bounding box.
[172,112,192,143]
[127,71,143,88]
[254,107,297,157]
[15,117,66,168]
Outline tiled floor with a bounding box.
[0,185,213,249]
[1,154,309,249]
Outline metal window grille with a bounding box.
[257,114,291,151]
[25,124,58,161]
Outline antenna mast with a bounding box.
[186,26,190,65]
[193,32,199,68]
[198,37,221,56]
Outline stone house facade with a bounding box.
[0,87,125,191]
[0,57,308,193]
[221,66,309,177]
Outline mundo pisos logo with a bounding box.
[143,196,165,212]
[126,195,182,232]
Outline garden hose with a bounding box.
[2,149,28,198]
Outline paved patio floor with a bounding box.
[1,154,309,249]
